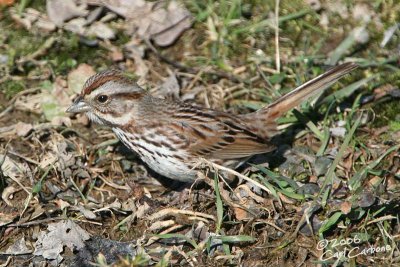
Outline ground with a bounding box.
[0,0,400,266]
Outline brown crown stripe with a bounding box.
[83,73,130,96]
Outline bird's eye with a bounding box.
[97,95,108,103]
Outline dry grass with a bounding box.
[1,0,400,266]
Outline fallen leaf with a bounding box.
[87,21,116,40]
[78,205,97,219]
[9,7,56,32]
[0,211,18,226]
[314,157,332,176]
[40,77,69,121]
[39,152,57,169]
[35,16,57,32]
[357,191,375,208]
[233,206,250,221]
[15,122,33,137]
[63,17,87,35]
[9,7,39,29]
[14,93,43,114]
[1,186,20,206]
[95,0,147,18]
[152,73,180,99]
[148,1,193,46]
[181,85,204,101]
[34,220,90,261]
[51,116,72,127]
[124,38,145,58]
[68,64,96,94]
[0,154,27,181]
[94,0,193,46]
[54,200,70,212]
[46,0,88,26]
[5,237,32,255]
[110,49,124,62]
[340,201,352,215]
[279,192,297,204]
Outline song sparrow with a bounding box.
[66,62,357,182]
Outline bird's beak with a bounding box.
[66,96,90,114]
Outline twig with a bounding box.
[201,159,272,195]
[98,175,130,190]
[7,217,64,227]
[257,219,286,233]
[16,36,57,64]
[144,39,244,84]
[274,0,281,73]
[145,224,185,246]
[367,215,397,225]
[148,208,215,221]
[0,87,41,119]
[7,151,40,165]
[69,176,87,203]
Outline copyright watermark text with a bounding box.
[317,235,391,261]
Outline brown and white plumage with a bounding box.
[66,62,358,182]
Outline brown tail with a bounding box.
[262,62,358,120]
[241,62,358,139]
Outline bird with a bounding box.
[66,62,358,182]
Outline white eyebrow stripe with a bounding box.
[88,81,143,97]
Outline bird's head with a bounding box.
[66,70,148,127]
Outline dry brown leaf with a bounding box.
[51,116,72,127]
[340,201,352,215]
[110,49,124,62]
[68,64,96,94]
[1,185,20,206]
[14,93,43,114]
[5,237,32,255]
[78,205,97,219]
[39,152,57,169]
[278,192,297,204]
[87,21,116,40]
[0,211,19,226]
[46,0,88,26]
[93,0,147,18]
[233,206,250,221]
[148,1,192,46]
[34,220,90,261]
[15,122,33,137]
[10,7,56,32]
[63,17,87,35]
[55,199,71,210]
[93,0,192,46]
[0,154,27,181]
[152,73,180,99]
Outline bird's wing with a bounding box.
[166,105,273,160]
